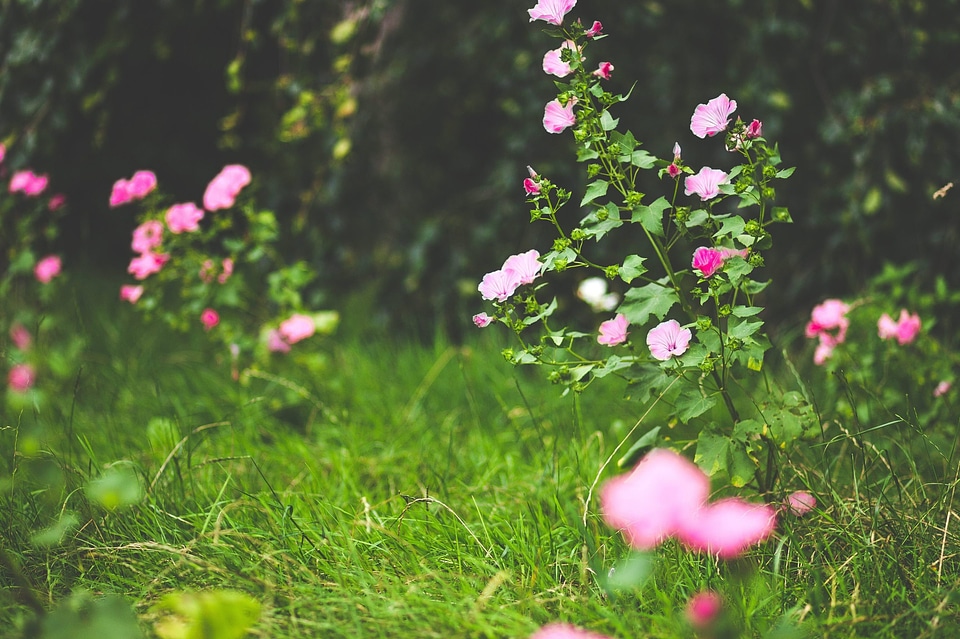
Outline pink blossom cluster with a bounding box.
[9,169,49,196]
[477,250,542,303]
[877,309,921,345]
[7,323,36,393]
[203,164,251,211]
[110,170,157,207]
[34,255,62,284]
[804,299,850,365]
[267,313,317,353]
[691,246,747,278]
[128,218,169,280]
[601,448,777,558]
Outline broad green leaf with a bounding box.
[630,196,670,237]
[685,209,709,228]
[619,280,678,326]
[599,110,619,131]
[776,166,796,179]
[630,150,657,169]
[713,215,745,239]
[677,392,717,422]
[619,254,647,284]
[581,180,609,206]
[694,432,729,476]
[731,305,764,317]
[728,318,764,340]
[728,444,757,487]
[578,146,600,162]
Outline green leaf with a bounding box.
[599,110,619,131]
[728,318,764,340]
[771,206,793,223]
[153,590,261,639]
[631,196,670,237]
[685,209,709,228]
[727,444,757,487]
[85,465,143,511]
[603,551,654,593]
[694,432,729,476]
[619,254,647,284]
[630,150,656,169]
[619,280,679,326]
[41,592,144,639]
[578,146,600,162]
[776,166,796,179]
[731,305,763,318]
[581,180,609,206]
[713,215,746,239]
[676,393,717,422]
[617,426,662,468]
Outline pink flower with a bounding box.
[9,323,31,351]
[691,247,725,278]
[597,313,629,346]
[478,269,521,302]
[690,93,737,138]
[203,164,252,211]
[934,380,952,398]
[543,99,576,134]
[667,163,681,178]
[165,202,205,233]
[646,319,692,360]
[473,312,494,328]
[218,258,234,284]
[502,249,542,285]
[527,0,577,25]
[131,220,164,253]
[120,284,144,304]
[8,363,36,393]
[878,309,921,345]
[0,143,5,163]
[109,180,132,207]
[672,142,682,162]
[784,491,816,516]
[601,449,709,549]
[542,40,577,77]
[584,20,603,38]
[523,177,541,196]
[676,497,777,558]
[684,167,728,201]
[128,170,157,198]
[201,308,220,331]
[267,329,291,353]
[199,259,216,284]
[9,170,48,196]
[745,118,763,139]
[530,623,612,639]
[806,299,849,340]
[591,61,613,80]
[48,194,66,210]
[128,252,168,280]
[33,255,62,284]
[686,591,722,629]
[813,340,835,366]
[279,313,316,344]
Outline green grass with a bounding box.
[2,287,960,638]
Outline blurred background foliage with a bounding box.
[2,0,960,338]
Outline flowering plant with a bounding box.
[476,3,814,495]
[112,165,338,376]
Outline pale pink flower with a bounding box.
[33,255,62,284]
[8,363,36,393]
[218,258,234,284]
[684,167,728,201]
[131,220,164,253]
[745,118,763,139]
[523,177,541,196]
[203,164,251,211]
[200,308,220,331]
[527,0,577,25]
[267,329,291,353]
[128,170,157,198]
[128,252,168,280]
[805,299,850,351]
[686,591,722,629]
[542,41,577,78]
[9,170,48,196]
[690,93,737,138]
[597,313,629,346]
[472,312,494,328]
[9,323,31,351]
[543,99,576,134]
[878,309,921,345]
[48,194,66,210]
[584,20,602,38]
[279,313,315,344]
[672,142,682,162]
[478,269,521,302]
[601,449,709,549]
[718,246,749,260]
[646,319,692,361]
[530,623,612,639]
[691,247,725,278]
[877,313,898,340]
[813,340,835,366]
[120,284,144,304]
[784,491,816,516]
[165,202,205,233]
[592,61,613,80]
[934,380,952,398]
[502,249,542,286]
[677,497,777,558]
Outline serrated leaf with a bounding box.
[631,196,670,237]
[713,215,746,239]
[578,146,600,162]
[630,150,656,169]
[581,180,609,206]
[600,110,619,131]
[619,280,679,326]
[677,393,717,422]
[728,445,757,487]
[728,318,763,340]
[620,254,647,284]
[694,432,729,476]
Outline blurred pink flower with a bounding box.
[129,170,157,198]
[686,591,722,629]
[601,449,709,549]
[530,623,611,639]
[592,61,613,80]
[199,259,215,284]
[597,313,629,346]
[201,308,220,331]
[523,177,541,196]
[543,99,576,134]
[805,299,849,364]
[784,491,816,516]
[120,284,144,304]
[48,194,66,210]
[218,258,234,284]
[878,309,921,345]
[478,269,521,302]
[8,363,36,393]
[813,340,834,366]
[472,312,494,328]
[684,167,728,201]
[691,247,725,278]
[204,164,251,211]
[267,329,291,353]
[110,180,132,207]
[542,41,577,77]
[690,93,737,138]
[745,118,763,139]
[9,323,31,351]
[527,0,577,25]
[128,252,168,280]
[677,497,777,558]
[934,380,952,398]
[34,255,62,284]
[9,170,48,196]
[584,20,603,38]
[646,319,691,360]
[165,202,205,233]
[131,220,164,253]
[0,143,5,163]
[502,249,542,285]
[279,313,315,344]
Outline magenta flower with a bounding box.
[502,249,542,286]
[204,164,251,211]
[9,323,31,351]
[690,93,737,138]
[806,299,849,339]
[165,202,205,233]
[601,449,709,549]
[684,167,728,201]
[591,61,613,80]
[8,363,36,393]
[279,313,316,344]
[646,319,692,360]
[478,269,521,302]
[472,312,494,328]
[686,591,722,629]
[131,220,164,253]
[543,99,576,134]
[530,623,612,639]
[745,118,763,139]
[542,40,577,77]
[784,491,816,517]
[597,313,629,346]
[527,0,577,25]
[878,309,921,345]
[129,170,157,198]
[667,163,681,178]
[935,380,952,398]
[120,284,144,304]
[584,20,603,38]
[691,247,725,278]
[676,497,777,558]
[267,329,292,353]
[34,255,62,284]
[523,177,541,196]
[200,308,220,331]
[48,194,66,210]
[9,170,49,196]
[128,252,168,280]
